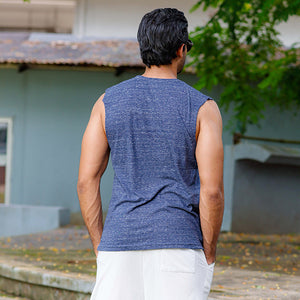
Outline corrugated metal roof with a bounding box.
[2,32,295,71]
[0,32,144,68]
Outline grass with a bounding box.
[0,247,96,276]
[217,232,300,275]
[0,230,299,277]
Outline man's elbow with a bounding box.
[77,178,92,195]
[77,180,86,196]
[77,171,101,196]
[201,187,224,206]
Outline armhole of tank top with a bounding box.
[102,92,108,139]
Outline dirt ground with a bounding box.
[0,226,299,278]
[217,232,299,276]
[0,226,96,276]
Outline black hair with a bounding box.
[137,8,189,68]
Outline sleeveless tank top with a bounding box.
[98,75,210,251]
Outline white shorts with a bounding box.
[91,248,215,300]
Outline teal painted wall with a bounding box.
[0,68,299,214]
[0,68,133,212]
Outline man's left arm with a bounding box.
[77,94,110,256]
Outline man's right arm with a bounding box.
[77,94,110,256]
[195,100,224,265]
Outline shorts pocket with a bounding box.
[199,249,215,269]
[97,251,111,266]
[160,249,196,273]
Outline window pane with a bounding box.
[0,123,7,155]
[0,122,7,203]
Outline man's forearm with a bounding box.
[77,180,103,255]
[199,187,224,264]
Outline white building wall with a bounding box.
[0,0,75,33]
[276,16,300,47]
[74,0,300,47]
[73,0,215,39]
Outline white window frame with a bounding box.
[0,117,13,204]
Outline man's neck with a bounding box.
[142,65,178,79]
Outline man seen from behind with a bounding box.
[77,8,224,300]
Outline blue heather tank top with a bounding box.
[98,75,211,251]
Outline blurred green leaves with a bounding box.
[189,0,300,133]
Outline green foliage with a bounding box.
[188,0,300,133]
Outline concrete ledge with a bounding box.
[1,257,299,299]
[0,258,93,300]
[233,143,300,165]
[0,205,70,237]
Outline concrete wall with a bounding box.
[224,143,300,233]
[1,67,300,225]
[0,0,75,33]
[0,204,70,237]
[232,159,300,234]
[74,0,300,47]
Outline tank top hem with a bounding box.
[97,243,204,251]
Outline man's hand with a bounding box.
[77,94,110,256]
[195,100,224,265]
[204,245,217,265]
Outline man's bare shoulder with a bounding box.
[93,93,105,110]
[196,100,222,137]
[199,99,220,113]
[198,100,222,124]
[89,93,105,119]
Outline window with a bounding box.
[0,122,7,204]
[0,119,12,204]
